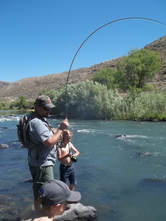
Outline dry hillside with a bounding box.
[145,36,166,84]
[0,35,166,102]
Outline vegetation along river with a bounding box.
[1,114,166,221]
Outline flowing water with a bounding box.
[1,115,166,220]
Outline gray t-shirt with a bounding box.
[28,117,57,167]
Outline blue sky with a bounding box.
[0,0,166,82]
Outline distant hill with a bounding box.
[145,36,166,84]
[0,35,166,102]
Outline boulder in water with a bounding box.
[0,126,8,129]
[54,203,97,221]
[115,134,127,139]
[139,178,166,188]
[135,152,152,158]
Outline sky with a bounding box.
[0,0,166,82]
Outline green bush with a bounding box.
[54,80,122,119]
[121,91,166,120]
[143,83,154,91]
[91,68,117,89]
[43,82,166,121]
[9,96,33,110]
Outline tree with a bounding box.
[16,96,27,109]
[116,48,161,90]
[91,68,117,89]
[9,96,33,110]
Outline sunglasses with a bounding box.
[42,106,51,112]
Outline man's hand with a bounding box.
[52,128,57,133]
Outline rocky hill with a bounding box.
[0,35,166,102]
[145,36,166,84]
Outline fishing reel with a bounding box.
[71,155,77,162]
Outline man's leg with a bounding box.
[29,166,42,211]
[33,166,54,211]
[42,165,54,181]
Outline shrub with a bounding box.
[116,48,161,90]
[91,68,117,89]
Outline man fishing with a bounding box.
[27,95,69,211]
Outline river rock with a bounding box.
[54,203,97,221]
[115,134,127,139]
[0,126,8,129]
[135,151,160,158]
[0,143,9,149]
[139,178,166,188]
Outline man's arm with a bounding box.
[43,128,63,147]
[43,119,69,147]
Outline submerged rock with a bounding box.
[0,126,8,129]
[115,134,127,139]
[139,178,166,188]
[0,143,9,149]
[54,203,97,221]
[135,151,160,158]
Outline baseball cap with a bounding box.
[39,179,81,205]
[34,95,55,110]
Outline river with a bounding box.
[0,115,166,221]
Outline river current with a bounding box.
[0,115,166,221]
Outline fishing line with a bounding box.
[64,17,166,117]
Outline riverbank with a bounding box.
[1,81,166,121]
[1,109,166,122]
[0,110,32,117]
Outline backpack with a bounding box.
[17,114,32,148]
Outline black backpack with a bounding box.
[17,114,31,148]
[17,113,56,149]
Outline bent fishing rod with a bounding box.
[64,16,166,118]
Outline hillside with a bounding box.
[0,35,166,102]
[145,36,166,84]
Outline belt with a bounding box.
[61,163,72,168]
